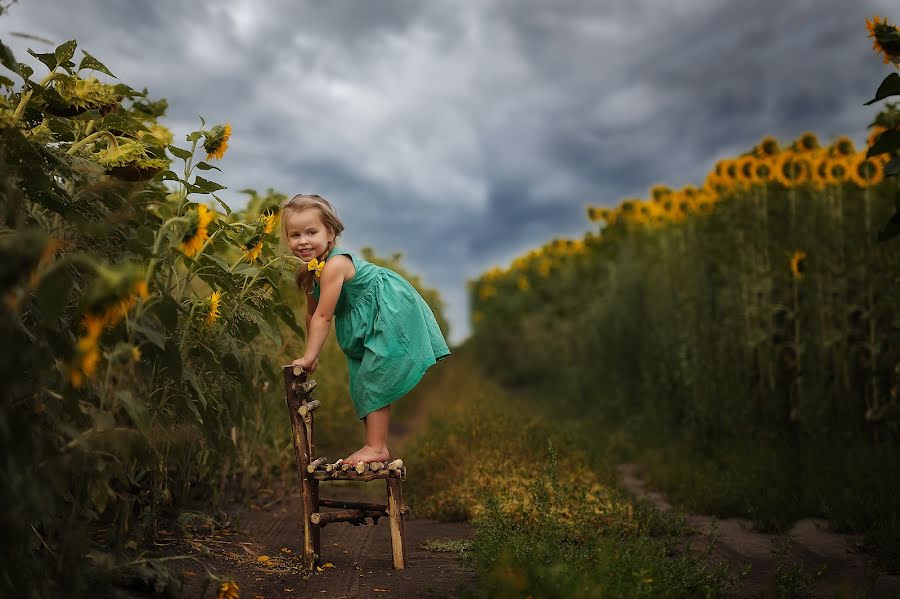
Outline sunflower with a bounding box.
[866,16,900,67]
[793,132,820,153]
[810,154,830,190]
[516,275,530,291]
[753,158,775,184]
[830,136,856,157]
[262,212,277,234]
[205,291,222,325]
[789,250,806,279]
[755,135,781,158]
[204,123,232,161]
[69,314,105,387]
[650,184,672,203]
[847,153,884,188]
[825,158,851,185]
[180,204,215,258]
[217,581,239,599]
[774,152,811,188]
[736,155,760,187]
[242,235,264,262]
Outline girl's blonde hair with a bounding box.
[281,194,345,294]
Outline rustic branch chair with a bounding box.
[282,365,409,571]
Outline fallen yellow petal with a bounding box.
[322,562,335,569]
[256,555,271,564]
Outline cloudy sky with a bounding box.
[2,0,895,343]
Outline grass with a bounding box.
[609,428,900,573]
[405,345,736,598]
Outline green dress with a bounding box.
[312,246,451,418]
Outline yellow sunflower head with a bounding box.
[242,238,264,262]
[179,204,214,258]
[205,290,222,325]
[774,152,811,188]
[753,158,775,183]
[866,16,900,67]
[830,136,856,157]
[847,153,885,188]
[755,135,781,158]
[737,155,759,187]
[204,123,232,161]
[789,250,806,279]
[650,184,672,203]
[262,211,278,234]
[826,158,851,185]
[793,132,820,153]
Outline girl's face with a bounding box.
[284,208,335,262]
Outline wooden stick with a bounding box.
[292,379,317,395]
[310,508,384,527]
[387,478,407,569]
[386,459,404,471]
[297,399,321,416]
[282,365,318,571]
[369,461,384,471]
[319,498,388,511]
[355,462,367,474]
[325,460,342,472]
[306,457,327,473]
[309,469,403,482]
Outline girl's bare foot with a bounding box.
[344,444,390,465]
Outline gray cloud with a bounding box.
[2,0,894,342]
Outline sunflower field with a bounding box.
[471,125,900,442]
[469,14,900,445]
[0,34,449,596]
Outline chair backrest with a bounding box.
[283,365,319,477]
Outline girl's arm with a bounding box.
[297,255,351,367]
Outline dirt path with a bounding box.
[163,483,475,599]
[617,463,900,598]
[156,368,476,599]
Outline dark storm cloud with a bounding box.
[2,0,895,341]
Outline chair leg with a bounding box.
[311,479,321,561]
[386,478,407,569]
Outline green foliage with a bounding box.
[0,34,446,596]
[406,349,735,598]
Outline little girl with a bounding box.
[284,194,450,466]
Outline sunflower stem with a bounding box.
[67,130,118,156]
[13,72,60,118]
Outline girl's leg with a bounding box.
[344,405,391,464]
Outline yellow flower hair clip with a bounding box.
[307,257,325,278]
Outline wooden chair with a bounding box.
[282,365,410,571]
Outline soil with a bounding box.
[155,482,476,599]
[136,368,477,599]
[617,463,900,598]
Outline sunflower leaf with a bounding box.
[866,129,900,159]
[27,49,58,73]
[167,145,194,160]
[78,50,116,78]
[0,40,19,76]
[195,161,221,172]
[886,155,900,178]
[865,73,900,105]
[210,193,232,216]
[877,206,900,242]
[157,170,181,182]
[53,40,77,70]
[192,176,226,193]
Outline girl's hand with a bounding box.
[292,356,319,374]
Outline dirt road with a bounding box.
[618,463,900,598]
